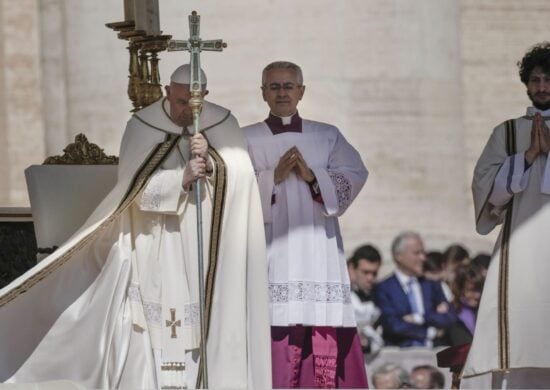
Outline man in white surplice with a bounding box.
[462,42,550,388]
[0,65,271,389]
[243,61,368,389]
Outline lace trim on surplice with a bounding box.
[328,171,352,211]
[269,281,351,304]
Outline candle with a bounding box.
[124,0,135,22]
[134,0,160,36]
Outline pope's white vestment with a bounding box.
[0,98,272,389]
[461,107,550,388]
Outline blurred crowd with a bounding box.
[347,231,490,388]
[371,363,445,389]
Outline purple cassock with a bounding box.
[271,326,369,388]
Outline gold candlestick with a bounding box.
[106,20,169,111]
[138,35,172,106]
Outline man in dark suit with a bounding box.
[374,231,457,347]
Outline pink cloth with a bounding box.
[271,326,368,389]
[312,327,338,388]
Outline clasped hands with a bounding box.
[274,146,314,185]
[402,302,449,324]
[526,112,550,164]
[182,133,213,190]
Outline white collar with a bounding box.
[395,268,418,290]
[270,112,296,125]
[526,106,550,116]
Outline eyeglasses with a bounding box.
[263,83,303,92]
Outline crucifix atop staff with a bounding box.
[167,11,227,389]
[168,11,227,125]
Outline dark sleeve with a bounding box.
[446,321,474,347]
[307,176,324,204]
[373,285,427,342]
[423,282,458,329]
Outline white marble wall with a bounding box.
[2,0,550,266]
[39,0,129,157]
[0,0,45,205]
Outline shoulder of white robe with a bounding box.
[200,101,232,133]
[133,99,180,135]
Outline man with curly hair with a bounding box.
[463,42,550,387]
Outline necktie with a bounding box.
[406,278,418,314]
[406,278,424,346]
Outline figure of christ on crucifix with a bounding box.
[0,11,271,390]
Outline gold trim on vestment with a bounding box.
[0,134,180,308]
[161,362,185,371]
[134,98,232,137]
[204,146,227,332]
[196,144,227,389]
[497,119,515,370]
[499,204,512,369]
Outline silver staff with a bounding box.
[167,11,226,389]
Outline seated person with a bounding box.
[348,244,384,354]
[471,252,491,277]
[372,363,412,389]
[446,263,485,346]
[410,364,445,389]
[374,231,457,347]
[423,250,453,302]
[443,243,470,285]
